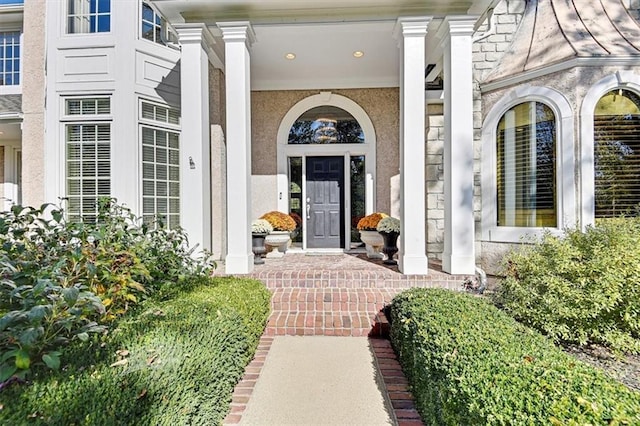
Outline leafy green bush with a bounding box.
[0,277,270,425]
[496,218,640,353]
[390,288,640,425]
[0,200,215,381]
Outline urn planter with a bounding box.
[251,233,268,264]
[359,230,384,259]
[379,231,400,265]
[265,231,291,258]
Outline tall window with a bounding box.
[0,32,20,86]
[65,97,111,222]
[288,106,364,144]
[140,101,180,229]
[594,89,640,218]
[496,102,557,227]
[67,0,110,34]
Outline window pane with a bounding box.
[594,89,640,218]
[496,102,557,227]
[288,106,364,144]
[350,156,366,245]
[288,157,303,243]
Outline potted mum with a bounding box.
[356,212,388,259]
[251,219,273,264]
[376,216,400,265]
[260,211,297,256]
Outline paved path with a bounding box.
[239,336,394,426]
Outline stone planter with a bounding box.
[359,230,384,259]
[379,231,400,265]
[265,231,291,258]
[252,233,268,264]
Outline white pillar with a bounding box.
[219,22,256,274]
[395,17,431,275]
[175,24,214,254]
[440,17,477,275]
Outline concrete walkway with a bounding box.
[239,336,394,426]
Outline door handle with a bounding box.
[306,198,311,219]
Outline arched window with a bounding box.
[496,101,557,227]
[288,106,364,144]
[594,89,640,218]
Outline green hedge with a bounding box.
[390,288,640,425]
[0,277,270,425]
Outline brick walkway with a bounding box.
[218,252,472,425]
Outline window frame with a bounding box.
[61,95,113,222]
[481,86,576,242]
[138,99,181,230]
[580,72,640,229]
[66,0,111,35]
[0,31,21,88]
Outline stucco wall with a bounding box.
[21,0,46,207]
[251,88,399,218]
[0,146,4,201]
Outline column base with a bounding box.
[443,253,475,275]
[225,253,255,274]
[398,254,429,275]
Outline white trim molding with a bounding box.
[276,92,377,250]
[580,71,640,230]
[481,85,576,242]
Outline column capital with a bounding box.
[174,23,223,68]
[393,17,431,40]
[217,21,257,49]
[436,16,479,41]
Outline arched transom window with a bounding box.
[496,101,557,227]
[288,106,364,144]
[594,89,640,218]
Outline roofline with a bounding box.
[480,56,640,93]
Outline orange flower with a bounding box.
[260,211,297,232]
[356,212,388,231]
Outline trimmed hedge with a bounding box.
[390,288,640,425]
[0,276,270,425]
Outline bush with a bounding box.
[0,277,271,425]
[0,200,215,381]
[390,288,640,425]
[496,218,640,353]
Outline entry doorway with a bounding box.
[306,156,344,248]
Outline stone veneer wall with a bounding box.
[425,0,526,263]
[251,88,399,218]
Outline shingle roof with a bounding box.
[0,94,22,115]
[483,0,640,83]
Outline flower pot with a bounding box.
[265,231,291,258]
[359,230,384,259]
[252,233,268,264]
[379,231,400,265]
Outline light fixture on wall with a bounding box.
[189,156,196,169]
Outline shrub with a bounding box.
[356,212,388,230]
[495,218,640,353]
[260,211,296,232]
[390,288,640,425]
[0,200,215,381]
[0,277,271,425]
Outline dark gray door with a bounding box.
[306,156,344,249]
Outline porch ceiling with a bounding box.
[153,0,493,90]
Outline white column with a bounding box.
[440,17,477,275]
[175,24,215,254]
[395,18,431,275]
[219,22,256,274]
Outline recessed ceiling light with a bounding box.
[285,53,296,60]
[353,51,364,58]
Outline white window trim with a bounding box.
[0,30,22,94]
[580,71,640,230]
[138,98,181,130]
[481,85,576,242]
[276,92,376,250]
[66,0,111,35]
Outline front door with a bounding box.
[306,156,344,248]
